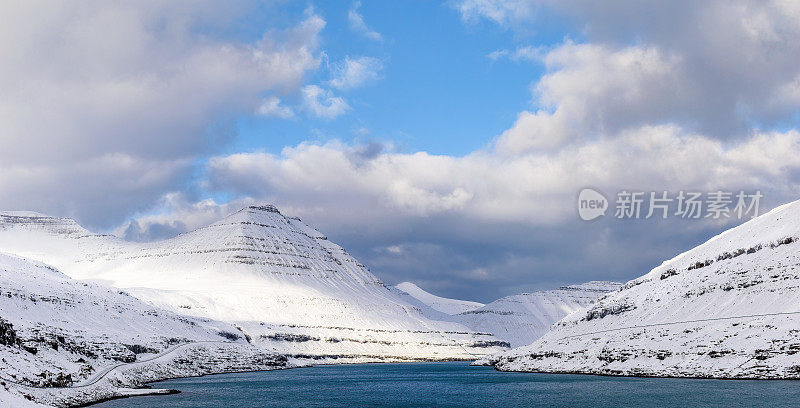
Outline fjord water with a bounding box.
[97,362,799,408]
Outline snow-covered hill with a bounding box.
[394,281,621,348]
[454,282,621,348]
[492,200,800,378]
[394,282,484,315]
[0,252,288,407]
[0,207,507,362]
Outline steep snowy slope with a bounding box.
[394,282,484,315]
[0,207,506,361]
[493,200,800,378]
[394,281,621,348]
[454,282,621,348]
[0,252,287,406]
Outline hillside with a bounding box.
[455,282,621,347]
[0,252,288,407]
[492,200,800,378]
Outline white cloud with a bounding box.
[0,1,325,226]
[205,129,800,227]
[385,245,405,254]
[257,96,294,119]
[348,1,383,41]
[330,56,384,90]
[459,0,800,137]
[456,0,539,26]
[493,109,573,153]
[302,85,350,119]
[494,43,686,155]
[487,46,544,62]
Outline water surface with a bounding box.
[97,362,799,407]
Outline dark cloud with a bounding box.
[319,213,736,303]
[347,142,386,166]
[122,219,188,242]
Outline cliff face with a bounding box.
[0,207,507,361]
[492,200,800,379]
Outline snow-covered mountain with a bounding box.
[492,200,800,379]
[394,281,621,348]
[0,207,507,362]
[0,252,288,407]
[454,282,621,348]
[394,282,484,315]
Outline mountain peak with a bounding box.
[245,204,281,214]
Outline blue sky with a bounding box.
[231,0,559,157]
[2,1,800,302]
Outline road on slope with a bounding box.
[73,341,234,388]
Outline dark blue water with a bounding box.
[97,362,799,408]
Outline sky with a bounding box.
[2,0,800,302]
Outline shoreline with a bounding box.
[22,354,481,408]
[75,360,477,408]
[14,347,800,407]
[79,360,800,407]
[491,366,800,381]
[72,388,181,408]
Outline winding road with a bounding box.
[0,341,237,391]
[73,341,233,388]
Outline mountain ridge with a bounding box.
[491,199,800,378]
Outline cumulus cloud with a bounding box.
[494,43,687,155]
[301,85,350,118]
[257,96,294,119]
[348,1,383,41]
[460,0,800,137]
[330,56,384,90]
[0,1,325,227]
[205,129,800,227]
